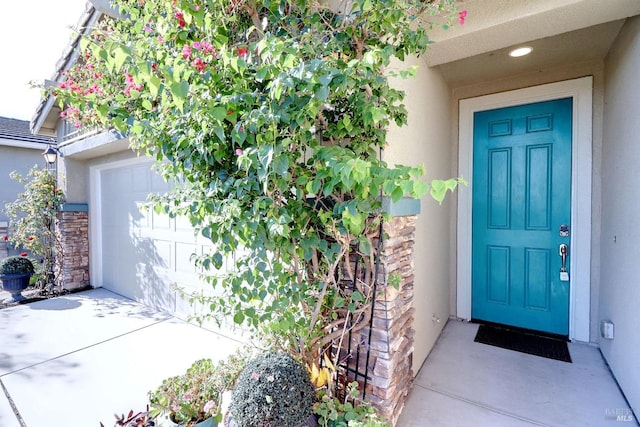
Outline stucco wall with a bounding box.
[57,136,139,205]
[84,147,140,194]
[600,16,640,415]
[58,156,88,204]
[385,56,453,373]
[0,146,47,222]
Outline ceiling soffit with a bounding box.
[425,0,640,67]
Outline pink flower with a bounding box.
[192,41,202,51]
[458,10,467,25]
[235,148,243,156]
[83,83,102,96]
[144,24,153,33]
[191,57,206,72]
[203,400,215,414]
[124,73,143,96]
[251,371,259,380]
[182,44,192,59]
[174,11,186,28]
[202,41,215,54]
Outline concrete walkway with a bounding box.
[397,320,636,427]
[0,289,242,427]
[0,289,635,426]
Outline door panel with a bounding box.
[472,98,572,335]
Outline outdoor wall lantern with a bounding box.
[42,146,58,165]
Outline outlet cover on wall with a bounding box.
[601,320,615,340]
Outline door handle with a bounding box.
[559,244,568,272]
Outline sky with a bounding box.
[0,0,88,121]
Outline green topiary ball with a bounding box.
[230,352,316,427]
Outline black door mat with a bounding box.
[474,324,572,363]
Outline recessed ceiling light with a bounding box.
[509,46,533,57]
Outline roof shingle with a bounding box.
[0,116,52,144]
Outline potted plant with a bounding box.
[101,406,156,427]
[229,352,317,427]
[149,350,250,427]
[0,255,35,302]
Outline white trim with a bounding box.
[0,139,50,150]
[457,77,592,342]
[89,156,154,289]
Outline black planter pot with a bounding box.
[0,273,31,303]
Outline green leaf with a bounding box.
[412,181,429,198]
[210,106,228,121]
[391,186,404,202]
[212,125,225,142]
[148,75,162,98]
[370,107,385,123]
[351,291,364,302]
[272,154,289,177]
[113,46,130,72]
[315,85,329,101]
[233,312,245,324]
[258,145,274,181]
[170,81,189,111]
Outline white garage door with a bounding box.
[93,158,210,316]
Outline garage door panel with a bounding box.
[131,165,149,192]
[175,215,193,232]
[98,159,209,317]
[151,210,172,231]
[152,240,172,270]
[175,242,198,274]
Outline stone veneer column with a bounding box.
[363,198,419,426]
[55,204,90,290]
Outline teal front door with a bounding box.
[472,98,572,336]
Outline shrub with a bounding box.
[4,166,65,287]
[230,352,315,427]
[52,0,463,371]
[0,256,35,275]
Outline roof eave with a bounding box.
[31,4,102,136]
